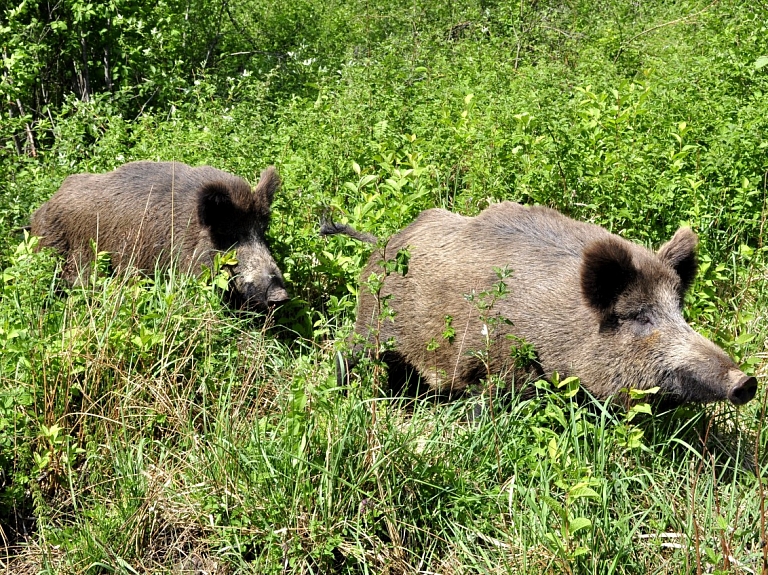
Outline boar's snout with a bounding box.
[728,373,758,405]
[265,276,290,306]
[234,268,289,310]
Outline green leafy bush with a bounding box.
[2,0,768,572]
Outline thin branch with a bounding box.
[613,0,720,63]
[15,99,37,157]
[539,25,582,40]
[225,50,288,59]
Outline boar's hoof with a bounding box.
[728,375,758,405]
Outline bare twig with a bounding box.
[613,0,721,63]
[691,417,715,575]
[635,532,756,574]
[539,25,582,40]
[79,34,90,101]
[225,50,288,58]
[753,176,768,575]
[15,99,37,157]
[446,21,472,41]
[3,48,25,156]
[7,105,24,156]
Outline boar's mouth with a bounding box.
[231,278,289,311]
[264,282,290,307]
[658,370,758,406]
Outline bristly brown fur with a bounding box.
[580,237,638,316]
[346,201,754,406]
[657,227,698,296]
[319,220,378,244]
[29,161,288,309]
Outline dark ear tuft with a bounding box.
[253,166,281,215]
[198,182,239,230]
[657,227,698,294]
[581,238,638,315]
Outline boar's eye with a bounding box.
[631,310,653,326]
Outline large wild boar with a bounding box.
[322,202,758,405]
[30,161,289,310]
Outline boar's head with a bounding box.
[580,227,757,406]
[197,166,288,310]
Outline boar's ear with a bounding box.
[581,238,638,316]
[197,182,243,231]
[252,166,281,215]
[657,227,698,295]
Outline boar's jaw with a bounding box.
[659,338,757,405]
[266,283,290,306]
[231,274,288,310]
[230,254,289,310]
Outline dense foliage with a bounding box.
[1,0,767,572]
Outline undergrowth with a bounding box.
[1,0,767,573]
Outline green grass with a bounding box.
[1,0,768,573]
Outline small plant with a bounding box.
[341,243,413,398]
[616,386,659,451]
[199,249,239,294]
[1,1,767,571]
[464,266,531,388]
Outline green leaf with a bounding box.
[628,386,659,400]
[568,517,592,534]
[540,493,568,523]
[556,375,579,389]
[547,437,559,460]
[213,273,229,290]
[734,333,755,345]
[755,56,768,70]
[544,403,567,428]
[562,376,580,398]
[359,174,378,188]
[739,244,754,259]
[568,484,600,500]
[626,402,652,422]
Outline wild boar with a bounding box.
[30,161,288,310]
[321,202,757,406]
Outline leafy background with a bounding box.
[1,0,767,572]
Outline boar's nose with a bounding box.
[238,273,288,309]
[256,270,289,307]
[266,280,289,306]
[728,374,758,405]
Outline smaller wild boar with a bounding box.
[321,203,758,406]
[31,161,288,310]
